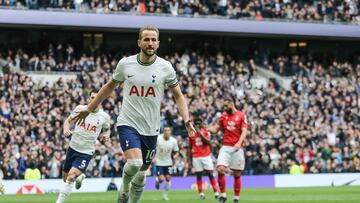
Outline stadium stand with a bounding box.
[0,46,359,179]
[1,0,359,23]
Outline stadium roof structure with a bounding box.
[1,9,360,39]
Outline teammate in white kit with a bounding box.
[56,92,111,203]
[73,25,196,203]
[154,126,179,201]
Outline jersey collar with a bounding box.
[137,54,157,66]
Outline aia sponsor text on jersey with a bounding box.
[129,85,156,97]
[78,122,97,133]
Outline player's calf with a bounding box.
[118,159,143,203]
[122,159,143,190]
[129,170,147,203]
[56,180,74,203]
[56,167,83,203]
[163,175,171,201]
[155,175,164,190]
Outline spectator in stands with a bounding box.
[2,0,359,24]
[24,162,41,180]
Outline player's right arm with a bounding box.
[73,59,125,124]
[208,113,223,134]
[73,80,120,124]
[195,127,212,145]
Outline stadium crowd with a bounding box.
[0,45,359,179]
[1,0,359,23]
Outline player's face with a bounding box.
[163,127,171,140]
[138,30,159,57]
[223,101,234,114]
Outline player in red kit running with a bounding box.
[189,118,219,200]
[210,98,248,203]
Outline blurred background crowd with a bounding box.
[1,0,359,23]
[1,43,359,179]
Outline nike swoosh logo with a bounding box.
[128,75,135,78]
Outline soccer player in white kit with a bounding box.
[73,25,196,203]
[154,126,179,201]
[56,92,111,203]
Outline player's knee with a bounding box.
[66,173,77,182]
[158,176,164,183]
[125,159,143,174]
[233,170,241,177]
[165,175,171,182]
[217,166,226,174]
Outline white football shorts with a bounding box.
[217,146,245,170]
[192,155,214,172]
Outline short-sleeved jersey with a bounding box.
[69,105,111,155]
[112,54,178,136]
[155,134,179,166]
[218,111,248,147]
[189,128,211,158]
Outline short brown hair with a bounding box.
[224,97,235,104]
[138,25,159,40]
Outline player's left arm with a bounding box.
[169,85,196,136]
[234,127,247,151]
[172,139,181,158]
[233,115,248,151]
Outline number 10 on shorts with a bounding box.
[145,150,155,161]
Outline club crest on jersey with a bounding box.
[226,121,236,131]
[78,122,97,133]
[129,85,156,97]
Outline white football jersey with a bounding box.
[69,105,111,155]
[155,134,179,166]
[112,54,178,136]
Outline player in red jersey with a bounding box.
[209,98,248,203]
[188,118,219,200]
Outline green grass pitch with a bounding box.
[1,187,359,203]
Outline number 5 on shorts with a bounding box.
[79,160,86,169]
